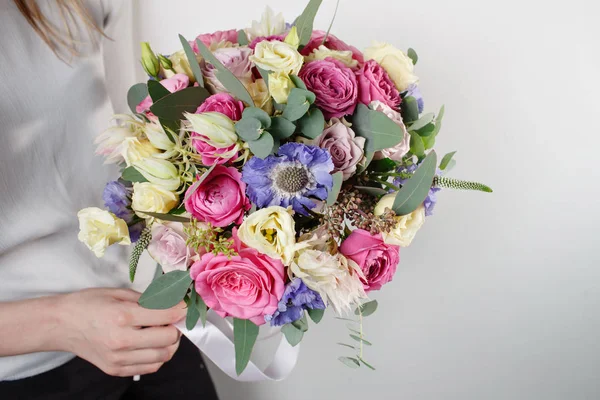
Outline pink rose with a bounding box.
[190,230,285,325]
[202,47,253,93]
[317,119,365,180]
[300,30,364,65]
[248,35,285,50]
[369,100,410,161]
[195,93,244,121]
[184,165,250,227]
[299,58,358,119]
[136,74,190,116]
[339,229,400,292]
[190,139,238,166]
[192,29,238,52]
[357,60,401,109]
[147,222,200,273]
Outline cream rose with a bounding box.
[131,182,178,219]
[246,79,273,115]
[374,193,425,247]
[268,72,295,104]
[77,207,131,258]
[304,45,359,69]
[364,42,418,92]
[237,206,296,265]
[250,40,304,75]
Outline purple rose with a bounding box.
[316,119,365,180]
[299,58,358,119]
[357,60,401,109]
[201,47,253,93]
[195,93,244,121]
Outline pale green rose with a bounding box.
[133,158,180,191]
[364,42,419,92]
[77,207,131,258]
[268,72,295,104]
[374,193,425,247]
[131,182,179,219]
[184,111,239,149]
[304,45,359,69]
[250,41,304,75]
[121,137,160,166]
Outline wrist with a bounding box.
[39,294,75,353]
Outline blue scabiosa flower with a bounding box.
[404,84,424,114]
[103,181,133,222]
[266,278,326,326]
[242,143,334,215]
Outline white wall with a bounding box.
[131,1,600,399]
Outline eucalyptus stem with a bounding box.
[358,307,364,359]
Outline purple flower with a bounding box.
[128,221,145,242]
[103,181,133,223]
[394,164,440,216]
[265,279,325,326]
[404,84,424,114]
[242,143,334,215]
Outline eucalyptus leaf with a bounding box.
[269,117,296,140]
[158,118,179,143]
[187,288,207,328]
[415,123,436,137]
[409,112,435,131]
[439,151,457,170]
[356,150,375,174]
[256,66,270,85]
[422,134,436,150]
[322,0,340,44]
[338,356,360,369]
[121,166,148,183]
[337,343,356,350]
[235,117,263,141]
[407,48,418,65]
[233,318,259,376]
[431,105,445,136]
[352,104,404,153]
[355,300,378,317]
[141,212,189,223]
[368,158,397,172]
[307,308,325,324]
[237,30,249,46]
[282,92,310,121]
[248,132,274,159]
[401,96,419,124]
[291,312,309,332]
[195,39,254,106]
[349,334,372,346]
[358,357,376,370]
[138,270,192,310]
[289,75,307,90]
[185,292,200,330]
[326,171,344,206]
[282,324,304,347]
[242,107,271,128]
[178,34,204,87]
[410,132,425,157]
[294,0,323,47]
[150,86,210,121]
[297,107,325,139]
[127,83,148,114]
[147,79,171,101]
[392,151,437,215]
[355,186,388,196]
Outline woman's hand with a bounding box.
[56,288,186,377]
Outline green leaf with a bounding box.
[150,86,211,121]
[291,312,309,332]
[407,48,418,65]
[186,289,207,329]
[352,104,404,153]
[142,212,189,223]
[282,324,304,347]
[430,105,445,137]
[337,342,357,350]
[158,118,179,143]
[152,263,163,280]
[368,158,397,173]
[326,171,344,206]
[184,164,216,203]
[289,74,307,90]
[283,88,313,121]
[422,134,436,150]
[355,186,388,196]
[392,151,437,215]
[297,107,325,139]
[307,308,325,324]
[338,356,360,369]
[409,112,434,132]
[356,150,375,174]
[415,123,436,137]
[242,107,271,128]
[294,0,323,47]
[235,117,263,141]
[248,132,274,159]
[233,318,259,376]
[401,96,419,124]
[147,79,171,101]
[138,270,192,310]
[358,356,376,370]
[269,117,296,140]
[321,0,340,44]
[127,83,148,114]
[439,151,457,170]
[410,132,425,157]
[195,39,254,106]
[355,300,378,317]
[178,34,204,87]
[121,166,148,183]
[349,334,372,346]
[256,66,270,85]
[237,30,249,46]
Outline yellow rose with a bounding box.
[77,207,131,258]
[304,45,359,69]
[250,40,304,75]
[237,206,296,265]
[364,42,418,92]
[133,158,180,191]
[246,79,273,115]
[121,137,160,166]
[131,182,179,219]
[163,49,202,82]
[374,193,425,246]
[268,72,295,104]
[184,112,239,149]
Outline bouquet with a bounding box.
[78,0,492,375]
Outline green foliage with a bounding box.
[256,66,270,85]
[283,88,314,121]
[326,171,344,206]
[185,289,207,330]
[349,335,372,346]
[233,318,259,376]
[289,74,307,90]
[439,151,457,170]
[410,132,425,157]
[147,79,171,101]
[368,158,397,173]
[352,104,404,153]
[321,0,340,45]
[248,131,275,159]
[291,312,309,332]
[294,0,323,47]
[185,220,238,256]
[243,107,271,128]
[138,270,192,309]
[307,308,325,324]
[401,96,419,124]
[142,212,189,223]
[127,83,148,114]
[129,227,151,282]
[338,356,360,368]
[354,186,388,196]
[237,30,249,46]
[355,300,378,317]
[121,166,148,183]
[409,112,434,131]
[431,105,445,136]
[282,324,304,347]
[150,86,210,120]
[184,165,215,202]
[407,48,418,65]
[269,117,296,140]
[235,117,263,141]
[178,34,204,87]
[392,151,437,215]
[296,107,325,139]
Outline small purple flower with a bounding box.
[103,181,133,222]
[266,279,325,326]
[242,143,334,215]
[394,164,440,216]
[404,84,424,114]
[128,221,145,242]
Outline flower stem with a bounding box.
[371,177,400,191]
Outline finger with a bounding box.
[128,326,181,349]
[127,302,187,327]
[110,289,141,303]
[115,341,180,366]
[111,362,164,377]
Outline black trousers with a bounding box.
[0,336,219,400]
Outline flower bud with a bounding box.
[284,26,300,49]
[144,123,175,152]
[141,42,160,78]
[184,112,238,149]
[158,54,173,71]
[133,158,180,191]
[268,72,295,104]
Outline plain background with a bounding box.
[125,0,600,399]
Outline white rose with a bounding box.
[131,182,179,219]
[364,42,418,92]
[374,193,426,247]
[304,45,359,69]
[77,207,131,258]
[250,40,304,75]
